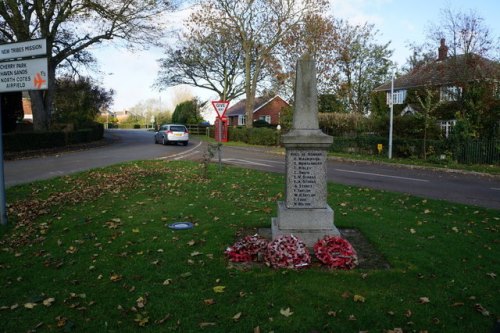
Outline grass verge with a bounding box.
[0,160,498,332]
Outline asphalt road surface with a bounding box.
[4,129,500,210]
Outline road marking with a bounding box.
[173,150,200,160]
[156,141,202,160]
[491,188,500,191]
[334,168,429,182]
[222,158,273,167]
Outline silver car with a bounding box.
[154,124,189,146]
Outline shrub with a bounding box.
[228,127,278,146]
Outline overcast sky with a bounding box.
[91,0,500,114]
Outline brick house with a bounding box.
[226,95,289,126]
[373,39,500,137]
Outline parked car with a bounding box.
[154,124,189,146]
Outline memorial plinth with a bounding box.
[271,54,339,247]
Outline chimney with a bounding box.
[438,38,448,61]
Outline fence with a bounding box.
[329,136,499,165]
[454,140,500,164]
[186,124,211,136]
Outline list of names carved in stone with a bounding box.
[286,150,326,208]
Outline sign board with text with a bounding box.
[0,39,47,61]
[0,58,48,92]
[211,100,230,118]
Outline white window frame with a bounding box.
[386,90,406,105]
[440,86,462,102]
[238,115,246,126]
[438,119,457,138]
[259,115,271,123]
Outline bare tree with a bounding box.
[276,13,338,98]
[191,0,328,128]
[156,14,246,101]
[427,6,497,58]
[331,19,393,114]
[0,0,175,131]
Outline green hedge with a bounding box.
[3,123,104,152]
[228,127,279,146]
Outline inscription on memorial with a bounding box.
[286,150,326,208]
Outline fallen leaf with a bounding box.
[213,286,225,293]
[110,274,122,282]
[132,228,140,233]
[254,326,261,333]
[280,307,293,317]
[187,240,196,246]
[353,294,365,303]
[155,313,171,325]
[451,302,464,307]
[410,228,416,234]
[475,303,490,316]
[203,299,216,305]
[327,311,337,317]
[43,298,55,307]
[24,302,37,309]
[486,272,496,279]
[348,314,356,321]
[232,312,242,321]
[341,291,351,299]
[136,296,146,308]
[190,251,202,257]
[199,322,216,328]
[134,313,149,327]
[162,279,172,285]
[419,297,430,304]
[180,272,192,278]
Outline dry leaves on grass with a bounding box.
[2,165,170,249]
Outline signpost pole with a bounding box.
[218,117,222,171]
[0,102,7,225]
[211,101,230,172]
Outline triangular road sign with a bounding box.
[212,100,230,118]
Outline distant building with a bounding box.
[226,95,289,126]
[373,39,500,137]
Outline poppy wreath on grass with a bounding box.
[225,234,269,262]
[313,235,358,269]
[264,235,311,269]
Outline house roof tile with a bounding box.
[374,54,500,92]
[226,95,288,116]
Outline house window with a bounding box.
[440,86,462,102]
[438,120,457,138]
[494,82,500,100]
[238,115,246,126]
[259,115,271,123]
[386,90,406,105]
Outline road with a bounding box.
[4,129,500,210]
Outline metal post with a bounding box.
[388,72,394,159]
[218,118,222,171]
[0,102,8,225]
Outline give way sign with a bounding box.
[211,100,230,118]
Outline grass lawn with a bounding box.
[0,160,498,332]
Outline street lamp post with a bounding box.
[388,72,394,159]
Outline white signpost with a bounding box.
[0,39,48,225]
[211,100,230,170]
[0,58,48,91]
[0,39,47,61]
